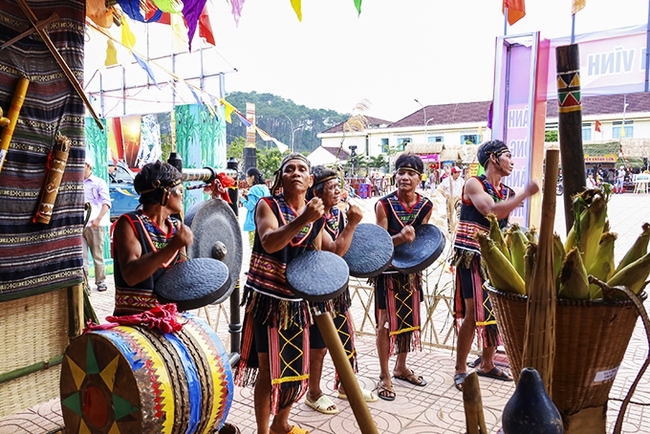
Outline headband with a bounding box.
[270,153,311,195]
[313,174,338,188]
[395,166,422,177]
[138,178,181,206]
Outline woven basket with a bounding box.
[488,284,641,419]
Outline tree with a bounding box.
[257,147,284,180]
[545,130,558,142]
[227,137,245,162]
[369,154,388,172]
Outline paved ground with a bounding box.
[1,189,650,433]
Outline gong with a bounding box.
[286,250,349,303]
[155,258,231,310]
[342,223,394,278]
[392,224,446,274]
[186,199,243,302]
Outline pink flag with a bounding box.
[231,0,246,26]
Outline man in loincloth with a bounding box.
[373,152,433,401]
[303,166,376,415]
[236,154,345,434]
[111,161,193,316]
[452,140,539,391]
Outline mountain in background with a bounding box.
[225,91,348,154]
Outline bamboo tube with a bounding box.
[0,77,29,173]
[463,372,488,434]
[314,313,378,434]
[522,148,560,398]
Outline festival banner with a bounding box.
[492,32,550,228]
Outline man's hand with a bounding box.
[303,197,325,223]
[399,225,416,244]
[172,222,194,249]
[346,203,363,226]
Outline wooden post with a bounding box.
[68,284,83,338]
[463,372,488,434]
[556,44,586,234]
[314,313,378,434]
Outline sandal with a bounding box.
[454,373,468,391]
[476,367,513,381]
[270,426,310,434]
[304,395,339,414]
[393,368,427,387]
[375,379,396,401]
[338,388,378,402]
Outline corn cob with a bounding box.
[553,233,565,284]
[587,232,617,299]
[487,213,510,262]
[524,241,537,295]
[506,224,528,280]
[614,222,650,274]
[525,227,539,244]
[476,232,526,295]
[564,194,607,271]
[558,247,590,300]
[607,251,650,295]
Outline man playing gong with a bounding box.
[304,166,375,415]
[236,154,338,434]
[452,140,539,391]
[111,161,193,316]
[373,153,432,401]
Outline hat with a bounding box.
[451,167,461,174]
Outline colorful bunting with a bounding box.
[145,0,169,23]
[170,13,188,51]
[236,112,252,128]
[182,0,208,51]
[220,98,235,123]
[121,16,137,50]
[572,0,586,15]
[231,0,246,26]
[133,53,158,86]
[198,5,216,46]
[595,120,602,132]
[502,0,525,26]
[105,40,118,66]
[256,126,289,153]
[187,83,204,107]
[354,0,362,16]
[290,0,302,22]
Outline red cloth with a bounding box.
[85,303,186,334]
[503,0,525,25]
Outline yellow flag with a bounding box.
[290,0,302,22]
[121,17,136,50]
[170,13,188,52]
[105,40,118,66]
[220,99,235,123]
[620,124,626,137]
[572,0,586,15]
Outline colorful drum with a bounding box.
[60,313,234,434]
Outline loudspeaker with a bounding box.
[243,147,257,172]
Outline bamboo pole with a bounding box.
[556,44,586,234]
[463,372,488,434]
[522,149,560,398]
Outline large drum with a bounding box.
[60,313,234,434]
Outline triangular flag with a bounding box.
[502,0,525,26]
[170,13,188,52]
[256,126,273,142]
[290,0,302,22]
[273,140,289,153]
[595,120,602,132]
[116,0,146,22]
[236,112,252,128]
[150,0,183,13]
[220,98,235,123]
[572,0,586,15]
[145,0,169,23]
[105,40,118,66]
[620,123,626,137]
[187,83,204,107]
[231,0,246,26]
[133,53,159,87]
[182,0,208,51]
[198,5,216,46]
[354,0,362,16]
[121,16,137,50]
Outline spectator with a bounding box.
[83,157,111,292]
[615,165,626,193]
[240,167,270,248]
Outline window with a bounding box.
[397,137,411,151]
[460,134,479,145]
[613,121,633,138]
[428,135,443,143]
[582,123,592,141]
[380,138,389,153]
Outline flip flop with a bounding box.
[375,379,396,401]
[270,425,310,434]
[476,367,513,381]
[454,373,468,391]
[304,395,339,414]
[393,368,427,387]
[338,388,379,402]
[467,356,482,368]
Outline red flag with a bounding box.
[595,120,602,132]
[503,0,525,25]
[198,5,216,46]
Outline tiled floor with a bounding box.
[2,191,650,433]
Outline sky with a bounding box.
[203,0,650,121]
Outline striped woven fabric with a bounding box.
[0,0,85,300]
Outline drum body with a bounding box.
[60,313,233,434]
